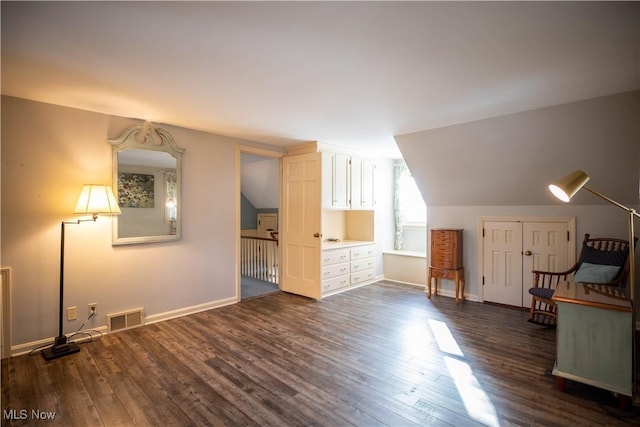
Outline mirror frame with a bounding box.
[108,122,185,245]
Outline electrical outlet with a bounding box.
[88,303,97,317]
[67,306,78,321]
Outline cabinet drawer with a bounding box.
[321,262,350,280]
[322,249,350,265]
[350,245,375,260]
[322,276,350,293]
[431,253,456,269]
[351,258,374,272]
[430,268,456,280]
[351,268,375,285]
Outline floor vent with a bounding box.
[107,308,145,333]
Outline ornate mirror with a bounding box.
[109,123,185,245]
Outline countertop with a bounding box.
[322,240,374,250]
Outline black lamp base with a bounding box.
[41,336,80,361]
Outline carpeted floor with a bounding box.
[241,275,279,300]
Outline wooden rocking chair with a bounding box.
[527,233,634,327]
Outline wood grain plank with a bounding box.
[3,281,640,426]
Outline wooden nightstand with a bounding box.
[428,228,464,304]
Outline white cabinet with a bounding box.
[322,151,375,210]
[350,158,375,210]
[283,144,377,300]
[322,152,350,209]
[322,243,376,296]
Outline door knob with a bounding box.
[314,233,322,238]
[524,250,532,256]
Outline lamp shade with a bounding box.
[74,184,121,216]
[549,170,590,202]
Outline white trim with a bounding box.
[382,250,426,259]
[383,278,425,288]
[1,268,12,359]
[402,223,427,230]
[10,296,237,357]
[476,215,576,304]
[145,297,236,325]
[11,325,108,357]
[384,278,480,302]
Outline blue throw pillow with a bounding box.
[574,262,621,284]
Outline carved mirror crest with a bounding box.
[109,122,185,245]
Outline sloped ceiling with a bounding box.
[2,2,639,159]
[241,154,279,210]
[395,91,640,206]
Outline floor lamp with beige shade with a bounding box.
[42,184,120,361]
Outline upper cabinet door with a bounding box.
[351,157,375,210]
[322,152,350,209]
[361,159,375,209]
[333,153,350,209]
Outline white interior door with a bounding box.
[280,153,322,299]
[482,219,572,307]
[257,213,278,237]
[483,221,524,306]
[522,221,570,290]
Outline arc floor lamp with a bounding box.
[548,169,639,394]
[42,184,120,361]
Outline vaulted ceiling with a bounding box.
[2,2,639,159]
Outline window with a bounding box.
[394,160,427,250]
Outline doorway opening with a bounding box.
[237,146,283,300]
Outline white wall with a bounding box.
[241,156,280,209]
[428,205,633,300]
[395,91,640,302]
[373,159,395,277]
[396,90,639,208]
[1,96,280,349]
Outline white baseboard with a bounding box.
[11,296,237,357]
[11,325,108,357]
[382,278,426,288]
[383,277,478,302]
[144,297,237,325]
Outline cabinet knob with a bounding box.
[525,250,532,256]
[314,233,322,238]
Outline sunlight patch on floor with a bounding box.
[428,319,463,357]
[429,319,499,427]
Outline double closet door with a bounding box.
[481,218,575,307]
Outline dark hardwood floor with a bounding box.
[3,281,640,426]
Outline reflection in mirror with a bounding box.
[109,123,185,245]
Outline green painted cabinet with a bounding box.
[552,282,632,396]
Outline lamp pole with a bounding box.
[581,186,639,303]
[580,185,639,397]
[42,218,95,361]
